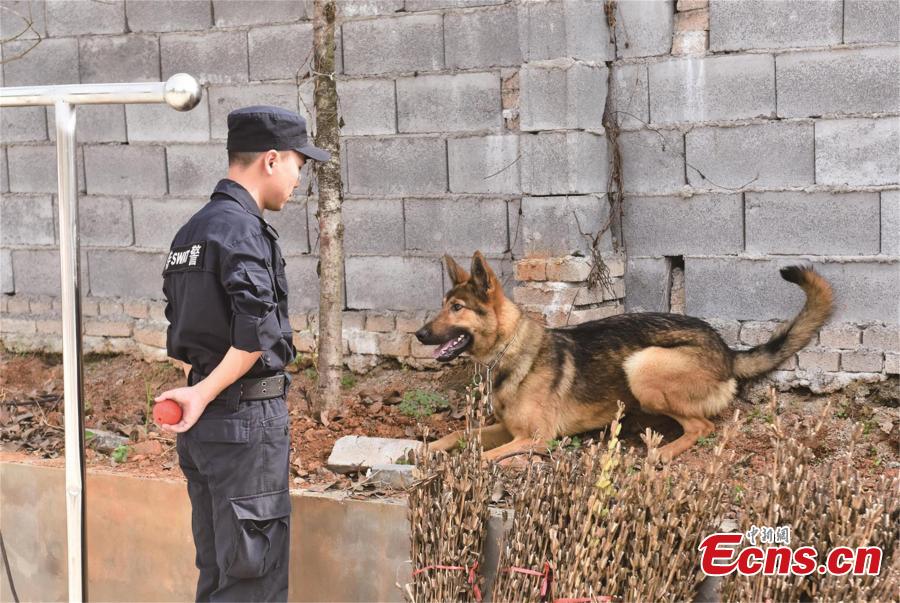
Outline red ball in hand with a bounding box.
[153,399,183,425]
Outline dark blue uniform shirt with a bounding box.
[163,179,295,378]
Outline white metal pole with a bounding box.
[55,99,87,603]
[0,74,201,603]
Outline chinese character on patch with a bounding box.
[188,244,202,266]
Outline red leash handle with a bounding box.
[412,561,482,602]
[503,561,553,598]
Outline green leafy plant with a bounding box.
[84,429,96,444]
[111,445,130,464]
[398,389,449,418]
[697,433,717,448]
[862,419,878,435]
[548,435,583,452]
[340,373,357,389]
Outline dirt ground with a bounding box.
[1,348,897,503]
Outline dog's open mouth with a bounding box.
[433,332,472,362]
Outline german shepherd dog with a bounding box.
[415,252,833,462]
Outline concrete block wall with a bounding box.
[1,0,619,371]
[2,0,898,387]
[619,0,900,390]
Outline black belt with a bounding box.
[188,370,288,403]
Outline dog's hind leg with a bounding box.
[624,346,735,460]
[428,423,513,452]
[657,415,714,461]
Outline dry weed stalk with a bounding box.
[492,406,734,602]
[408,382,497,602]
[490,434,605,602]
[722,389,899,602]
[561,414,734,602]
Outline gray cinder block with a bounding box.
[623,194,742,257]
[776,48,900,118]
[79,35,160,84]
[0,194,55,246]
[126,102,210,143]
[125,0,212,33]
[520,61,607,132]
[445,5,521,69]
[448,135,520,194]
[2,38,78,86]
[815,118,900,187]
[336,79,396,136]
[342,14,443,76]
[619,129,685,194]
[843,0,900,43]
[397,72,501,134]
[84,145,167,196]
[346,137,447,196]
[745,192,880,255]
[78,196,134,247]
[345,256,442,311]
[685,122,814,189]
[520,194,613,256]
[88,250,168,299]
[518,0,613,62]
[709,0,842,51]
[520,131,608,195]
[161,31,249,85]
[212,0,305,27]
[249,23,314,82]
[614,0,674,59]
[405,197,510,255]
[649,54,775,124]
[46,0,125,36]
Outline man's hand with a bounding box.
[154,385,215,434]
[156,348,261,434]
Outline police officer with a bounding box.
[155,106,329,602]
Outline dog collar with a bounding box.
[483,327,519,374]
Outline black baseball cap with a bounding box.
[226,105,330,162]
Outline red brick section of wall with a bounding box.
[672,0,709,56]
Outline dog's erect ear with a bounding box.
[469,251,496,299]
[444,255,469,286]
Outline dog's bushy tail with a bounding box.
[733,266,834,379]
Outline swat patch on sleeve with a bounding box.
[163,242,206,275]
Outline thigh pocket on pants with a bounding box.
[226,489,291,579]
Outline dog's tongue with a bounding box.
[433,340,455,359]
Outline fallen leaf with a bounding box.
[306,479,338,493]
[383,390,403,405]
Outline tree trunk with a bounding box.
[312,0,344,421]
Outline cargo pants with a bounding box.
[176,395,292,602]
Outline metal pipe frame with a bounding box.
[0,74,201,603]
